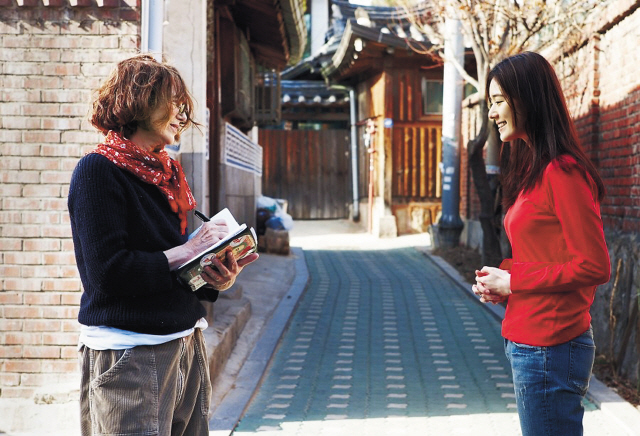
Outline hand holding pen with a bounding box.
[192,209,259,289]
[163,210,230,271]
[192,209,229,246]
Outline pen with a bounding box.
[194,210,210,222]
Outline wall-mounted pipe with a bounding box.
[141,0,164,61]
[349,87,360,221]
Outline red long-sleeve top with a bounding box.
[500,156,610,346]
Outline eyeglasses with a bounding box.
[174,102,187,116]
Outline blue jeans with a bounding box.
[504,326,595,436]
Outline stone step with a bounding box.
[204,284,252,386]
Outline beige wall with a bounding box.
[164,0,210,231]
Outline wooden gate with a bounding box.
[259,129,351,219]
[392,123,442,201]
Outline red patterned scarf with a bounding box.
[92,131,196,234]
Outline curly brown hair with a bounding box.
[90,54,197,140]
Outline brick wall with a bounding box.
[590,6,640,233]
[0,1,139,399]
[460,2,640,235]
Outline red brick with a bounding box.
[0,346,23,359]
[0,319,23,331]
[1,75,25,88]
[61,319,81,332]
[41,225,73,238]
[3,278,44,292]
[4,332,41,346]
[3,306,43,319]
[23,346,60,359]
[41,171,74,184]
[41,198,68,211]
[41,305,79,319]
[2,89,41,102]
[61,130,101,143]
[41,359,78,373]
[22,103,60,117]
[23,185,63,198]
[24,76,63,89]
[4,252,42,265]
[61,239,75,251]
[23,238,62,251]
[59,49,100,63]
[0,373,20,387]
[20,157,61,170]
[24,319,62,332]
[4,62,42,75]
[41,89,90,103]
[41,117,82,130]
[43,252,76,265]
[61,346,78,359]
[0,293,22,304]
[0,184,21,197]
[0,143,41,156]
[0,156,21,170]
[120,35,140,49]
[23,130,62,144]
[0,102,22,116]
[0,129,22,142]
[41,278,81,292]
[21,211,61,225]
[42,332,78,346]
[41,143,84,158]
[19,372,76,387]
[24,292,62,305]
[0,387,38,399]
[61,292,81,305]
[42,63,82,76]
[0,170,39,184]
[2,116,41,129]
[79,36,120,49]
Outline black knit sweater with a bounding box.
[68,153,218,335]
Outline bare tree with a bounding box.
[390,0,611,265]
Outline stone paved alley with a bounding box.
[216,223,635,436]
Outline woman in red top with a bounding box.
[472,52,610,436]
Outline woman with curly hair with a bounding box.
[68,54,258,436]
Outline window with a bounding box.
[422,79,443,115]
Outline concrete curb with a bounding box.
[205,296,252,387]
[209,247,309,435]
[420,248,640,436]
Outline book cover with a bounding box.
[177,209,258,292]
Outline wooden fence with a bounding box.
[259,129,351,219]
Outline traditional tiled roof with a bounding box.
[1,0,136,6]
[281,80,350,107]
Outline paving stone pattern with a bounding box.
[232,248,619,436]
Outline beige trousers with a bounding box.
[79,328,211,436]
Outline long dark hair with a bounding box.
[486,51,605,210]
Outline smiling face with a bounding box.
[131,102,188,153]
[488,79,528,144]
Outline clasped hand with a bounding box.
[472,267,512,304]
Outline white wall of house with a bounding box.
[164,0,210,228]
[310,0,330,55]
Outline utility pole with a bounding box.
[437,17,464,248]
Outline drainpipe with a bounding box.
[141,0,164,61]
[437,17,465,248]
[349,88,360,221]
